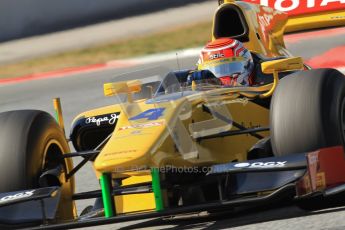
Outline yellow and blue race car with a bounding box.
[0,0,345,229]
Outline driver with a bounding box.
[197,38,254,86]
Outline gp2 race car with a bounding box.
[1,0,345,229]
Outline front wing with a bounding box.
[3,146,345,229]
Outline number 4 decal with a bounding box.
[129,108,165,121]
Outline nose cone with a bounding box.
[94,120,166,173]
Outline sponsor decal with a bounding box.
[299,171,326,194]
[104,149,137,157]
[85,113,120,126]
[129,108,165,121]
[131,130,142,134]
[0,190,35,203]
[234,161,287,168]
[118,121,164,131]
[209,53,225,60]
[316,172,326,190]
[307,151,320,190]
[331,15,345,19]
[243,0,345,16]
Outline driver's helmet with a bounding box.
[197,38,254,86]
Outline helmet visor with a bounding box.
[199,58,248,79]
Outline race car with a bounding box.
[0,0,345,229]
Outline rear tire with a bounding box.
[270,68,345,156]
[0,110,76,221]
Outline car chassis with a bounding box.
[1,0,345,229]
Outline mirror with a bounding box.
[261,57,304,74]
[104,80,141,97]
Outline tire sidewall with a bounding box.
[26,112,70,188]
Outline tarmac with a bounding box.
[0,1,216,65]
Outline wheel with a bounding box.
[0,110,76,221]
[270,68,345,156]
[270,68,345,210]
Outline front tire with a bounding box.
[0,110,76,221]
[270,68,345,156]
[270,68,345,210]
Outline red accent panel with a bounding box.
[296,146,345,196]
[318,146,345,187]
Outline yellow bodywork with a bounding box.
[71,1,311,214]
[94,94,268,172]
[285,9,345,33]
[212,1,290,57]
[75,88,271,213]
[115,174,155,213]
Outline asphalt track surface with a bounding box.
[0,28,345,229]
[0,1,215,64]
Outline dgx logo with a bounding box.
[234,161,287,168]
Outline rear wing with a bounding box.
[219,0,345,33]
